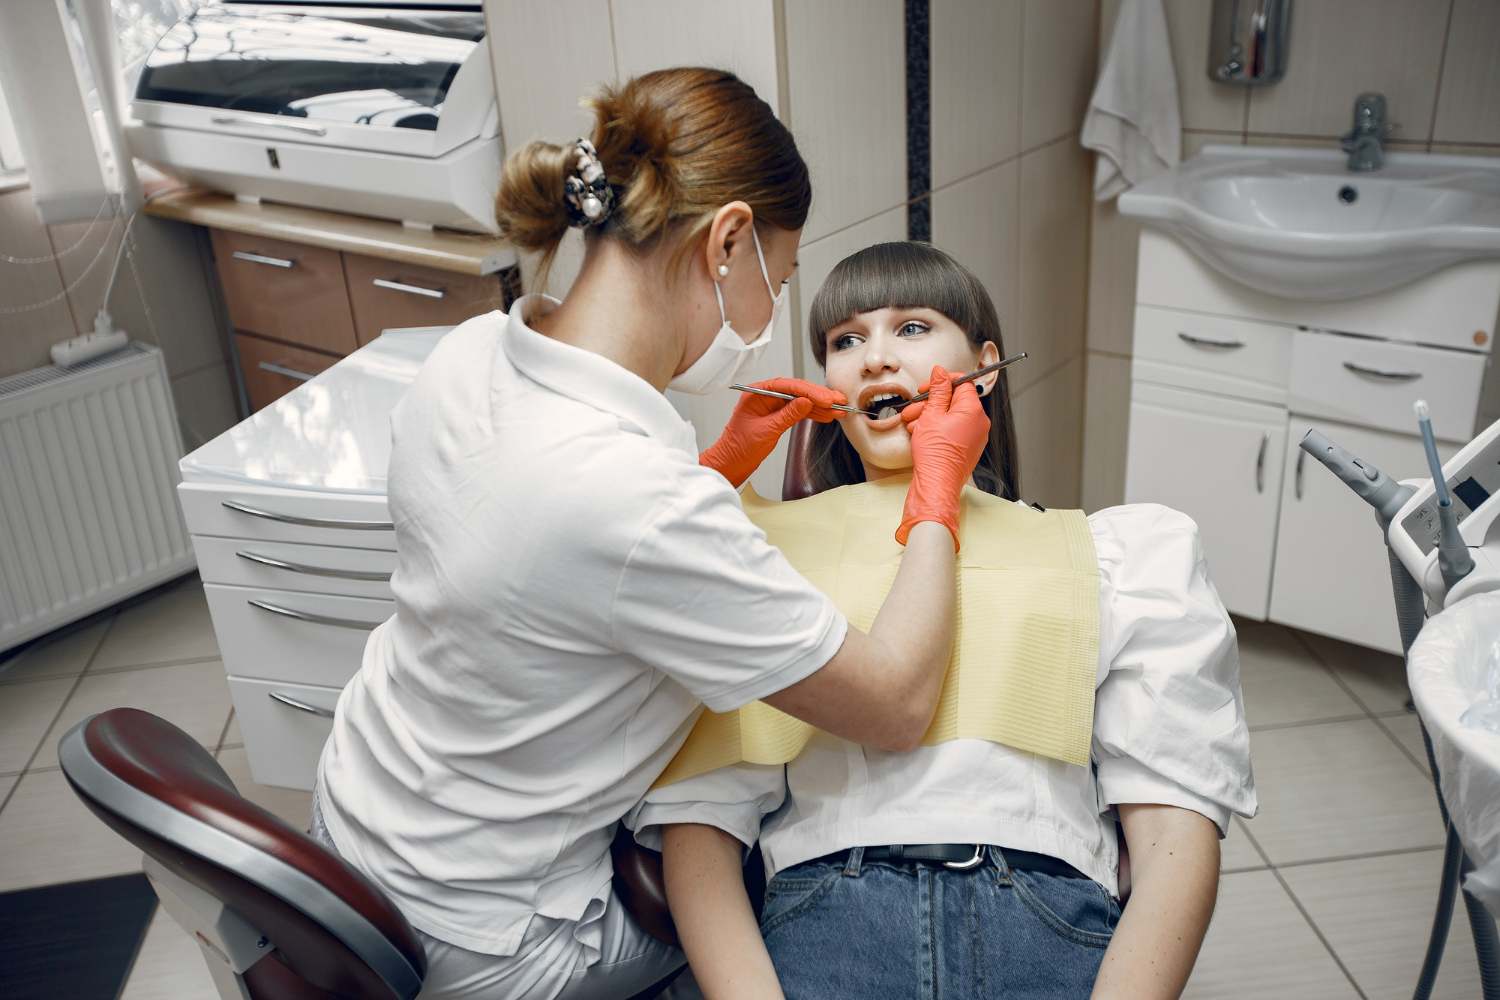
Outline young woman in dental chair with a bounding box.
[311,70,991,999]
[632,243,1259,999]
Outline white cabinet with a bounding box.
[1270,419,1455,654]
[1126,382,1287,620]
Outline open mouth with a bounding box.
[858,385,913,425]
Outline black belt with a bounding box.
[818,844,1087,880]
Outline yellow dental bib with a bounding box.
[654,474,1100,788]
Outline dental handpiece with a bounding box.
[891,353,1029,412]
[1414,399,1475,589]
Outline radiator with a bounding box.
[0,343,195,654]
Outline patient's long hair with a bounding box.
[805,242,1020,500]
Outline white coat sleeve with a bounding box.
[1090,504,1258,835]
[626,764,788,852]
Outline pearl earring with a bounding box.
[717,264,730,277]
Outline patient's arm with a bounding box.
[662,824,784,1000]
[763,520,955,752]
[1091,803,1219,999]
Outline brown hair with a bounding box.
[495,67,811,287]
[805,242,1020,500]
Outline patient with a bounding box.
[628,242,1258,999]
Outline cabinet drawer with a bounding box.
[1288,330,1487,439]
[227,675,342,792]
[193,535,396,601]
[212,229,358,355]
[205,582,392,688]
[179,482,395,551]
[344,253,505,347]
[235,334,339,412]
[1133,306,1292,402]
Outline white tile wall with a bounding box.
[784,0,906,241]
[1019,0,1097,151]
[611,0,780,111]
[930,0,1023,188]
[1433,0,1500,146]
[932,159,1021,346]
[1016,138,1090,395]
[1083,194,1139,356]
[1011,355,1084,508]
[1245,0,1449,141]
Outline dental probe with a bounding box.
[729,384,875,415]
[890,352,1029,412]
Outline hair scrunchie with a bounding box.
[563,138,615,228]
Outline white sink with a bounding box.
[1119,145,1500,301]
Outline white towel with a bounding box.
[1081,0,1181,202]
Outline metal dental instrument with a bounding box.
[890,352,1029,412]
[730,383,875,416]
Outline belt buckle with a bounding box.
[944,845,985,870]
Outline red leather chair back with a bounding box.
[781,419,821,501]
[58,709,426,1000]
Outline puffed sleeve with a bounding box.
[611,459,847,713]
[1090,504,1258,835]
[626,763,788,852]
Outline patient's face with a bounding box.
[822,307,999,477]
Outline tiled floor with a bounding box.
[0,577,1486,998]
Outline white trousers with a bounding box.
[309,797,690,999]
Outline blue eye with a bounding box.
[832,333,861,352]
[898,321,929,336]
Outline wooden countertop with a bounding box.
[143,188,516,276]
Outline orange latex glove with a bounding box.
[895,365,991,550]
[699,378,848,488]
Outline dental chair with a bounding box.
[60,708,427,999]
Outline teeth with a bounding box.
[864,393,906,421]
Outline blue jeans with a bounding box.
[760,846,1119,999]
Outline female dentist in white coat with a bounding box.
[311,67,992,999]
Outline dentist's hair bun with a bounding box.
[496,67,810,288]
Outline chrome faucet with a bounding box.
[1341,93,1390,172]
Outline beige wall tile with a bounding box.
[1019,0,1098,151]
[932,0,1023,187]
[1433,0,1500,145]
[1085,195,1139,356]
[611,0,780,109]
[118,218,226,378]
[171,363,240,454]
[0,186,74,378]
[1245,134,1425,152]
[1162,0,1249,133]
[1011,355,1084,508]
[48,209,127,338]
[932,160,1021,353]
[1431,142,1500,158]
[1245,0,1448,142]
[1017,139,1091,395]
[785,0,906,241]
[1080,350,1129,512]
[1182,129,1242,158]
[792,206,909,381]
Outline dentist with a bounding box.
[311,67,991,999]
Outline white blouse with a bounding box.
[629,503,1259,898]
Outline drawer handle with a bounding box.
[268,691,335,719]
[372,277,445,300]
[213,115,328,138]
[1177,332,1245,350]
[248,598,385,631]
[1295,448,1306,500]
[257,361,315,382]
[231,250,295,269]
[222,499,393,531]
[1255,433,1267,494]
[1342,361,1422,382]
[237,550,393,582]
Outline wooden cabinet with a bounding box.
[343,253,508,346]
[234,333,340,412]
[212,230,359,356]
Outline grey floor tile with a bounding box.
[92,575,219,671]
[1379,711,1434,778]
[221,709,241,748]
[0,769,143,892]
[35,660,231,769]
[0,677,76,773]
[1280,849,1481,999]
[1297,630,1411,715]
[120,910,219,1000]
[0,617,112,684]
[1221,817,1267,872]
[1248,719,1445,865]
[0,772,15,804]
[1236,619,1364,728]
[216,746,314,832]
[1184,869,1358,998]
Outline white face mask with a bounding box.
[668,225,788,395]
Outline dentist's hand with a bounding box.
[897,365,990,550]
[700,378,848,488]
